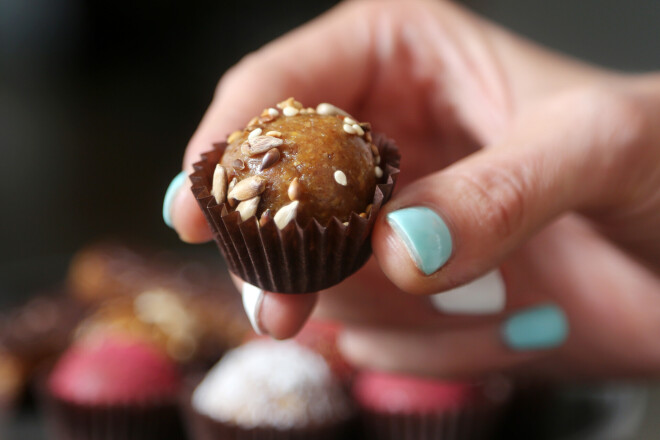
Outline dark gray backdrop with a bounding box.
[1,0,659,303]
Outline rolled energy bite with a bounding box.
[190,98,399,293]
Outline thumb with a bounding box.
[373,86,645,294]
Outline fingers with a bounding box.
[339,303,568,378]
[348,216,660,379]
[372,86,649,295]
[230,273,318,339]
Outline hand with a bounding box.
[163,0,660,379]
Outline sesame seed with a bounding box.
[248,128,262,140]
[211,164,227,204]
[287,177,301,201]
[375,155,381,165]
[352,124,364,136]
[316,103,352,118]
[265,131,282,137]
[374,166,383,178]
[236,197,260,221]
[343,124,356,134]
[227,130,242,144]
[273,201,299,229]
[344,116,357,125]
[283,106,299,117]
[334,170,347,186]
[267,108,279,117]
[247,116,259,127]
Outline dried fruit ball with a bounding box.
[215,98,381,227]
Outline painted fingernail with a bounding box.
[502,304,568,350]
[163,171,186,228]
[431,270,506,315]
[386,207,452,275]
[242,282,266,335]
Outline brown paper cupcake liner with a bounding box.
[38,376,185,440]
[190,133,400,293]
[358,405,503,440]
[182,376,359,440]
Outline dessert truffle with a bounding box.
[216,98,380,227]
[49,336,180,404]
[190,98,399,293]
[352,372,482,414]
[352,371,507,440]
[190,339,354,439]
[42,335,184,440]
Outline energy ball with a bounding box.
[212,98,382,227]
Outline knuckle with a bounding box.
[449,163,529,240]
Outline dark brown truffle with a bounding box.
[214,98,381,227]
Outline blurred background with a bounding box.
[1,0,659,438]
[2,0,660,288]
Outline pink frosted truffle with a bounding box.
[352,371,482,414]
[48,336,181,405]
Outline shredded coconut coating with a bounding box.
[192,340,353,429]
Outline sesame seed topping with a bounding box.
[288,177,301,201]
[352,124,364,136]
[242,136,284,156]
[236,197,260,221]
[228,175,267,201]
[277,97,302,110]
[265,131,282,137]
[316,103,352,118]
[259,148,281,171]
[334,170,347,186]
[227,130,242,144]
[259,209,272,227]
[342,124,356,135]
[375,155,381,165]
[344,116,357,125]
[211,164,227,204]
[359,212,367,219]
[268,108,279,117]
[374,166,383,178]
[247,116,259,128]
[342,221,349,226]
[248,128,262,140]
[283,106,299,117]
[274,201,299,230]
[232,159,245,170]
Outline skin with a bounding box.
[168,0,660,379]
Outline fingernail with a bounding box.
[386,207,452,275]
[502,304,568,351]
[163,171,187,228]
[242,282,266,335]
[431,270,506,315]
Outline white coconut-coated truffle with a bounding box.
[192,340,352,429]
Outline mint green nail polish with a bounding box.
[386,207,452,275]
[503,304,568,351]
[163,171,186,228]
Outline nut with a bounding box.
[273,201,299,230]
[211,164,227,204]
[228,175,267,201]
[236,197,260,221]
